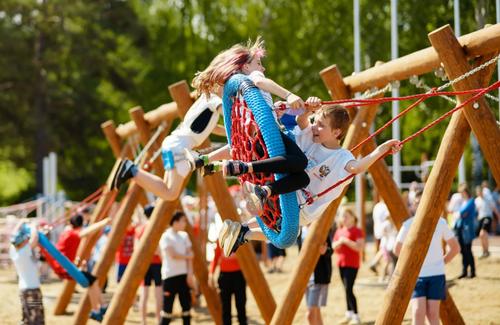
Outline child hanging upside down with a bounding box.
[197,101,402,256]
[109,92,225,199]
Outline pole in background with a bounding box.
[391,0,401,188]
[455,0,467,185]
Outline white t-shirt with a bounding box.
[447,192,463,213]
[165,93,222,150]
[380,219,398,252]
[293,125,355,224]
[396,217,455,277]
[247,71,273,108]
[159,228,192,279]
[475,196,494,219]
[372,201,390,240]
[9,244,41,290]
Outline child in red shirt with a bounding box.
[209,243,247,325]
[333,208,365,325]
[116,224,135,282]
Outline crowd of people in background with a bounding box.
[4,178,500,324]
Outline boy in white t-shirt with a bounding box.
[9,220,45,325]
[109,92,225,201]
[394,191,460,325]
[218,102,401,256]
[159,211,194,325]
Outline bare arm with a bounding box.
[251,74,304,109]
[342,237,365,252]
[79,218,110,238]
[166,246,193,260]
[444,237,460,264]
[345,139,402,174]
[393,241,403,257]
[29,221,39,249]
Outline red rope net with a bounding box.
[230,96,282,231]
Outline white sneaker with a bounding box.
[218,220,232,247]
[348,314,361,325]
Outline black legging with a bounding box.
[161,274,191,325]
[457,233,475,276]
[218,270,247,325]
[250,132,309,195]
[339,267,358,314]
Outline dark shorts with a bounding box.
[143,263,162,287]
[412,274,446,300]
[478,216,493,233]
[82,270,97,286]
[267,243,286,259]
[117,263,128,282]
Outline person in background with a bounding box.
[394,190,460,325]
[9,219,45,325]
[266,241,286,273]
[475,184,499,259]
[301,226,333,325]
[333,209,364,325]
[159,211,194,325]
[209,242,247,325]
[136,205,163,325]
[115,222,135,283]
[454,184,477,279]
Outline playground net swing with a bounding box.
[225,52,500,244]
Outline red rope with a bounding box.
[304,80,500,206]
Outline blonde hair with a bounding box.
[340,208,358,226]
[192,37,266,96]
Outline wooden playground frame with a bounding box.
[52,23,500,325]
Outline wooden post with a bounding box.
[102,82,223,325]
[72,105,171,324]
[101,195,184,325]
[343,24,500,93]
[428,25,500,184]
[53,186,116,315]
[53,122,123,315]
[375,25,499,324]
[72,182,144,325]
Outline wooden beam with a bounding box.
[115,102,179,140]
[374,27,499,324]
[343,24,500,93]
[102,196,183,325]
[54,121,124,315]
[428,25,500,184]
[72,182,144,325]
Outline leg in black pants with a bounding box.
[339,267,359,314]
[251,133,309,195]
[218,272,233,325]
[161,275,191,325]
[233,271,247,325]
[458,233,475,277]
[219,271,248,325]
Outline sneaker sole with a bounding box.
[242,182,264,216]
[108,159,124,191]
[222,222,242,257]
[218,220,232,247]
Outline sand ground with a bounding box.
[1,239,499,325]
